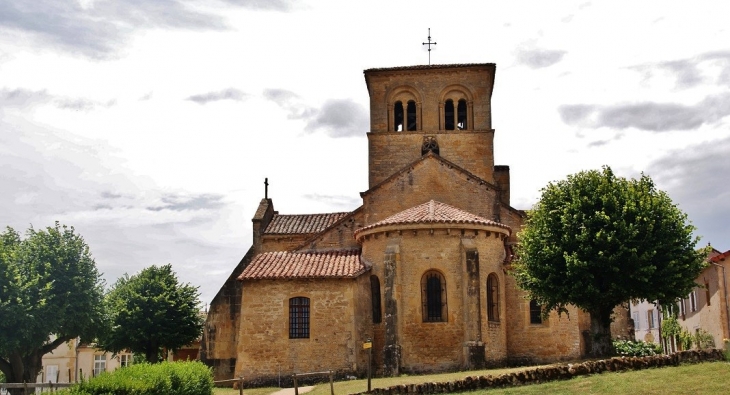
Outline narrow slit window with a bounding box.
[394,101,404,131]
[422,271,447,322]
[487,273,499,322]
[370,275,382,324]
[444,99,455,130]
[529,300,542,324]
[289,297,310,338]
[457,99,467,129]
[407,100,417,131]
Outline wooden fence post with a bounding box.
[293,374,298,395]
[238,376,244,395]
[329,370,334,395]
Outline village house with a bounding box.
[201,62,630,384]
[632,247,730,352]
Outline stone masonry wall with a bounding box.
[362,157,499,227]
[367,132,495,188]
[236,277,370,385]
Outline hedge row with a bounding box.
[58,361,212,395]
[354,349,726,395]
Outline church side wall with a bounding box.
[298,211,365,252]
[363,159,499,227]
[236,278,367,385]
[201,246,255,381]
[503,273,584,363]
[260,235,310,253]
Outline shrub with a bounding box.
[56,361,212,395]
[693,329,715,349]
[613,339,663,357]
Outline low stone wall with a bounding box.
[352,349,725,395]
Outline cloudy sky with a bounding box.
[2,0,729,304]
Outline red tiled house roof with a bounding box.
[354,200,511,239]
[709,249,730,263]
[264,212,350,234]
[239,249,368,280]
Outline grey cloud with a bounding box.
[631,51,730,89]
[0,0,292,58]
[264,89,367,137]
[515,48,567,69]
[646,136,730,248]
[304,99,369,138]
[263,88,316,119]
[146,193,225,212]
[100,191,124,199]
[559,92,730,132]
[55,98,117,111]
[1,88,115,111]
[186,88,247,104]
[587,140,609,148]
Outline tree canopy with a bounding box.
[99,264,203,363]
[0,223,106,388]
[512,167,707,356]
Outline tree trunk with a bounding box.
[589,308,615,357]
[3,351,43,395]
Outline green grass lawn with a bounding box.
[213,361,730,395]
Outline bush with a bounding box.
[56,361,212,395]
[694,329,715,349]
[613,339,663,357]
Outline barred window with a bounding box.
[487,273,499,322]
[371,275,382,324]
[421,271,447,322]
[289,297,310,339]
[529,300,542,324]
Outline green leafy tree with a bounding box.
[513,167,706,357]
[99,264,203,363]
[0,224,105,393]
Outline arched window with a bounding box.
[421,271,447,322]
[394,101,404,131]
[370,275,382,324]
[457,99,468,129]
[406,100,417,131]
[444,99,455,130]
[487,273,499,322]
[529,300,542,324]
[289,297,310,338]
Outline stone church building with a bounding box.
[201,63,599,383]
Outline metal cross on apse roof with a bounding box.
[422,28,437,65]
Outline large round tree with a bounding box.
[0,223,105,394]
[512,167,706,357]
[99,264,203,363]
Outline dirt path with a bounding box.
[269,385,315,395]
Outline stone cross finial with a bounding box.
[422,28,437,65]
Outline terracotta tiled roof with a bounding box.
[238,249,367,280]
[355,200,511,237]
[365,63,495,73]
[709,249,730,263]
[264,212,350,234]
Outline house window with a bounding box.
[370,275,382,324]
[457,99,468,129]
[679,298,686,319]
[444,99,455,130]
[46,365,58,383]
[394,101,404,131]
[289,297,310,339]
[93,355,106,377]
[529,300,542,324]
[633,311,640,330]
[487,273,499,322]
[705,282,711,306]
[647,310,655,329]
[421,271,447,322]
[119,354,132,367]
[406,100,417,131]
[690,290,697,312]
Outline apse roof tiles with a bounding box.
[355,200,511,236]
[264,212,350,234]
[239,249,367,280]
